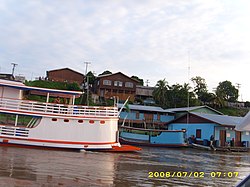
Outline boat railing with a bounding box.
[0,97,118,117]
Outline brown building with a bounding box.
[46,68,84,85]
[135,85,155,105]
[95,72,140,102]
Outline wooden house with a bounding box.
[46,68,84,86]
[94,72,140,102]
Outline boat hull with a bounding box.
[119,127,188,148]
[119,137,188,148]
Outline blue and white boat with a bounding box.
[119,126,188,147]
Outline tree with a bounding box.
[98,70,112,76]
[153,79,169,108]
[191,76,208,100]
[168,83,197,108]
[86,71,96,85]
[131,76,143,86]
[215,81,239,102]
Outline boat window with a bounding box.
[64,119,69,123]
[78,120,83,123]
[100,120,105,125]
[52,118,57,122]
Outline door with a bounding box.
[235,131,241,146]
[220,130,226,146]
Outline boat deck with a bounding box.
[0,97,118,118]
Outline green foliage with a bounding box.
[216,81,238,102]
[25,80,81,91]
[167,83,198,108]
[153,79,169,108]
[131,76,144,86]
[98,70,112,76]
[86,71,96,85]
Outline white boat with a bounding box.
[0,79,140,152]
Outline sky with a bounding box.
[0,0,250,101]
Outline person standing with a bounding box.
[210,135,215,150]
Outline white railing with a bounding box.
[0,97,118,118]
[0,126,29,137]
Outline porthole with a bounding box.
[64,119,69,122]
[100,121,105,124]
[78,120,84,123]
[89,120,95,124]
[52,118,57,121]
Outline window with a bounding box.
[103,80,112,85]
[125,82,133,88]
[114,81,123,87]
[196,129,201,138]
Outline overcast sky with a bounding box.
[0,0,250,101]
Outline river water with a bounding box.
[0,146,249,187]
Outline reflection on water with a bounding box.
[0,146,249,186]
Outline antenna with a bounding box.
[186,50,191,140]
[187,51,190,123]
[145,79,150,87]
[236,83,241,101]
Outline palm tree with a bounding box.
[153,79,169,108]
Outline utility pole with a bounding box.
[145,79,150,87]
[11,63,18,76]
[84,62,91,75]
[84,62,91,106]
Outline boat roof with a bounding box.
[0,79,83,96]
[117,103,173,113]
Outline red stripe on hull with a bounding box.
[0,136,117,145]
[0,142,80,151]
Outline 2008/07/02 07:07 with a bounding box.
[148,171,239,178]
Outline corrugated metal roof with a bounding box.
[235,111,250,131]
[165,105,223,115]
[192,112,243,126]
[117,103,172,113]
